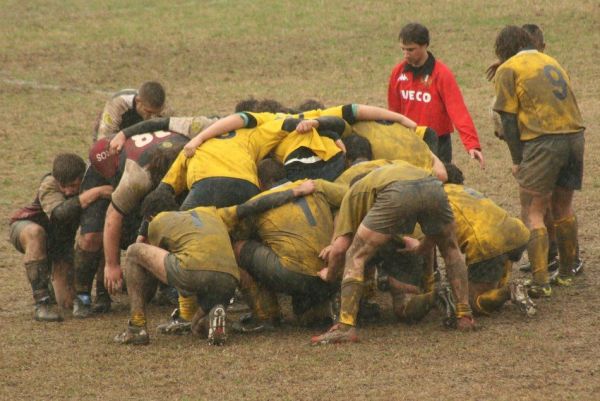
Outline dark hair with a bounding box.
[145,142,185,189]
[495,25,533,62]
[258,158,286,187]
[52,153,86,185]
[235,97,259,112]
[138,81,166,109]
[399,23,429,46]
[257,99,295,114]
[521,24,544,52]
[444,163,464,185]
[343,134,373,164]
[141,185,179,219]
[296,99,325,112]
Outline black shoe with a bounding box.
[231,316,277,333]
[156,308,191,335]
[92,291,112,314]
[73,294,93,319]
[34,298,63,322]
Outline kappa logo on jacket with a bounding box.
[397,74,409,82]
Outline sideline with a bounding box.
[0,71,112,96]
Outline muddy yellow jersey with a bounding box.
[347,121,433,170]
[335,162,432,238]
[274,132,341,163]
[249,179,346,276]
[335,159,394,186]
[494,50,584,141]
[148,206,240,280]
[162,118,294,194]
[444,184,530,265]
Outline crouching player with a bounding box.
[114,180,317,345]
[9,153,112,321]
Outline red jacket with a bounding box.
[387,57,481,151]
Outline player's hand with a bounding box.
[98,185,114,199]
[334,139,347,154]
[511,164,520,177]
[293,179,316,196]
[400,236,421,253]
[469,149,485,169]
[318,267,331,282]
[109,132,126,155]
[296,119,319,133]
[319,245,332,261]
[485,61,501,81]
[104,263,123,295]
[183,140,201,158]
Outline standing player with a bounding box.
[493,25,585,297]
[388,23,484,167]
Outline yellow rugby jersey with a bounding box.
[249,179,346,276]
[348,121,433,170]
[334,162,432,238]
[162,118,293,193]
[335,159,394,186]
[148,206,240,280]
[494,50,584,141]
[274,131,341,163]
[444,184,530,265]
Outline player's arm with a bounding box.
[355,104,417,129]
[103,203,124,294]
[498,112,523,167]
[183,113,250,157]
[50,185,113,224]
[236,180,316,220]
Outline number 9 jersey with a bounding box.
[493,50,584,141]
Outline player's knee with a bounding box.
[78,231,102,251]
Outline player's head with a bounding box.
[258,158,287,190]
[444,163,464,185]
[145,142,185,189]
[136,81,166,119]
[52,153,86,196]
[257,99,294,114]
[495,25,533,62]
[235,97,259,112]
[343,134,373,167]
[398,23,430,67]
[140,185,179,220]
[296,99,325,112]
[521,24,545,52]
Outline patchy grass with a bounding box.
[1,1,599,400]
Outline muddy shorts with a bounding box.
[9,220,74,262]
[164,253,237,312]
[468,254,506,284]
[362,177,454,236]
[180,177,259,211]
[517,132,584,193]
[239,240,334,315]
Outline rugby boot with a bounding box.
[434,282,457,329]
[206,304,227,346]
[92,291,112,314]
[525,281,552,299]
[310,323,359,346]
[231,315,278,333]
[156,308,191,335]
[227,289,250,313]
[509,280,536,317]
[72,294,93,318]
[114,322,150,345]
[572,258,584,275]
[34,298,63,322]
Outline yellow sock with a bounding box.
[554,215,578,277]
[528,228,549,285]
[130,311,147,327]
[474,287,510,315]
[456,302,473,319]
[178,294,198,322]
[339,277,364,327]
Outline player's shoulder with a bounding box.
[106,90,136,109]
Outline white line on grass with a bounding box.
[0,71,112,96]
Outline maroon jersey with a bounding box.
[89,131,188,179]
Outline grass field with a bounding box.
[1,1,599,400]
